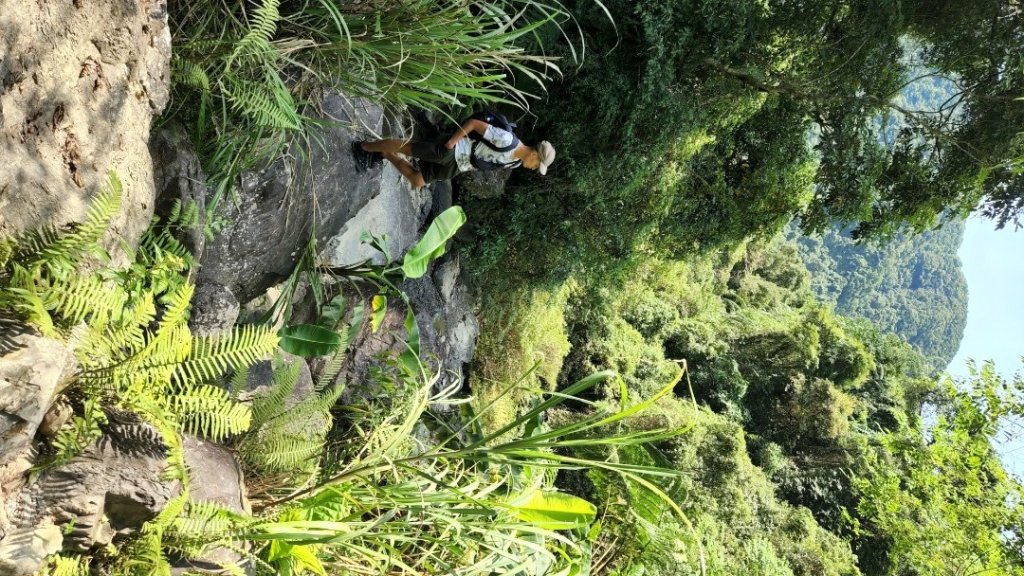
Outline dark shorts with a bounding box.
[411,139,460,183]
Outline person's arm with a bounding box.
[445,119,489,150]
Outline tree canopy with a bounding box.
[788,220,968,371]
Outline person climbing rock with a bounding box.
[352,112,555,188]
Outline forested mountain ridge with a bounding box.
[787,220,967,371]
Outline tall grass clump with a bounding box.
[167,0,593,212]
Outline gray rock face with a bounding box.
[181,436,247,515]
[189,282,240,337]
[196,92,388,304]
[0,335,73,470]
[150,124,210,260]
[322,164,429,267]
[456,168,513,199]
[0,525,62,576]
[404,254,479,391]
[0,0,170,253]
[7,420,182,553]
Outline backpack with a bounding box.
[466,110,522,171]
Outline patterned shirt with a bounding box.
[453,125,519,173]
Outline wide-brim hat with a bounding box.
[537,141,556,175]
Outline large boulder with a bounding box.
[0,334,74,471]
[321,166,431,267]
[7,419,182,550]
[193,91,390,304]
[0,0,170,251]
[149,124,210,261]
[0,525,62,576]
[171,436,251,574]
[402,254,479,391]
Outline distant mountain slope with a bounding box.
[788,220,968,371]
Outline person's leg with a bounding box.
[383,152,427,189]
[362,139,415,155]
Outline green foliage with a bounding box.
[237,353,345,479]
[160,368,689,576]
[9,184,695,575]
[397,206,466,279]
[503,488,598,530]
[591,404,862,576]
[0,173,276,476]
[852,362,1024,576]
[276,323,343,358]
[468,211,1019,576]
[471,281,573,434]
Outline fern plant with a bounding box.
[0,172,278,472]
[235,352,346,480]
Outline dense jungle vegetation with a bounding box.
[463,0,1024,574]
[3,0,1022,575]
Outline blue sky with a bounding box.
[946,216,1024,476]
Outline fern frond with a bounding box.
[50,554,90,576]
[173,59,212,93]
[9,225,70,268]
[229,365,250,395]
[226,0,281,69]
[311,383,345,416]
[45,398,108,469]
[172,383,252,440]
[175,325,279,383]
[138,229,196,273]
[158,283,195,337]
[111,531,172,576]
[148,491,191,535]
[239,359,342,475]
[221,73,300,130]
[87,323,191,389]
[315,328,350,391]
[47,274,127,326]
[172,501,247,541]
[95,296,158,361]
[249,357,300,426]
[6,283,56,336]
[242,430,324,472]
[28,172,122,271]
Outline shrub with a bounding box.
[622,291,679,339]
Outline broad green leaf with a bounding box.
[288,544,326,576]
[398,306,421,375]
[399,206,466,278]
[319,295,347,330]
[360,230,391,262]
[278,324,343,357]
[370,295,387,333]
[347,300,366,343]
[503,489,596,530]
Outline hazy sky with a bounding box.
[946,216,1024,476]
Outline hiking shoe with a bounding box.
[351,141,383,172]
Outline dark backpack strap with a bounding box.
[469,111,517,133]
[472,133,520,154]
[470,145,522,171]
